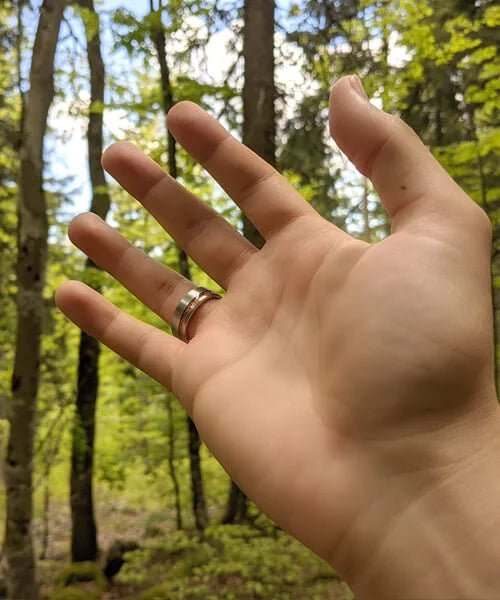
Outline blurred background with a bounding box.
[0,0,498,598]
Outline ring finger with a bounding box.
[55,280,183,390]
[68,212,218,329]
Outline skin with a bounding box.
[56,76,500,598]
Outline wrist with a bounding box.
[331,398,500,599]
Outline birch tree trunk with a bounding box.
[70,0,110,563]
[5,1,66,598]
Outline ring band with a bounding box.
[172,286,221,342]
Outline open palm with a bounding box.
[57,77,496,587]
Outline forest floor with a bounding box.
[30,493,355,600]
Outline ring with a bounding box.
[172,286,221,342]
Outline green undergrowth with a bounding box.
[51,587,100,600]
[50,562,107,600]
[115,524,354,599]
[42,520,354,599]
[55,561,106,588]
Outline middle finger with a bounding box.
[102,141,257,289]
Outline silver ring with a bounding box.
[172,286,221,342]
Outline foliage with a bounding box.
[117,527,352,600]
[54,561,106,589]
[0,0,18,413]
[51,586,100,600]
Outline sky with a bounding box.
[47,0,405,233]
[49,0,313,217]
[100,0,296,15]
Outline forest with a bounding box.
[0,0,498,598]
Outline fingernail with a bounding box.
[350,75,368,100]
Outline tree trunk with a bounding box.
[5,1,66,598]
[39,476,50,561]
[361,178,370,242]
[149,0,208,530]
[483,198,499,399]
[70,0,110,563]
[187,417,208,529]
[222,482,248,524]
[166,396,183,529]
[242,0,276,249]
[223,0,276,525]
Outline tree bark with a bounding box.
[5,1,66,598]
[483,198,499,399]
[361,178,370,242]
[39,476,50,561]
[222,481,248,524]
[242,0,276,249]
[70,0,110,563]
[149,0,208,530]
[223,0,276,525]
[166,396,183,529]
[187,416,208,529]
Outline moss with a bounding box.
[139,582,215,600]
[172,543,213,576]
[51,585,100,600]
[55,562,106,589]
[114,549,152,586]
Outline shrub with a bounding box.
[51,585,100,600]
[55,562,106,590]
[139,582,214,600]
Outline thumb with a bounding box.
[329,75,482,231]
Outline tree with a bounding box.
[223,0,276,524]
[241,0,275,249]
[280,0,391,238]
[0,1,20,473]
[70,0,110,562]
[149,0,208,530]
[278,92,340,223]
[104,0,233,531]
[4,1,66,598]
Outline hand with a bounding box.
[56,76,499,598]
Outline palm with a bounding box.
[181,218,488,418]
[57,78,494,566]
[168,209,489,554]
